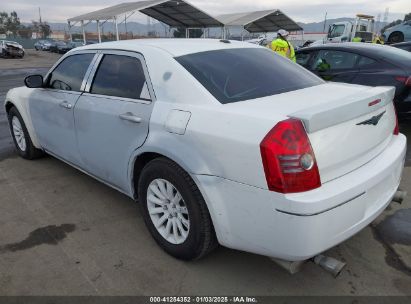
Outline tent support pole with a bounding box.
[81,20,86,44]
[68,21,72,42]
[114,16,119,40]
[97,20,101,43]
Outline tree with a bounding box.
[6,11,20,35]
[0,11,20,35]
[173,27,203,38]
[31,20,52,38]
[405,13,411,21]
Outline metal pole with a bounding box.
[185,28,189,38]
[68,21,72,42]
[97,20,101,43]
[124,14,127,39]
[114,16,119,41]
[81,20,86,44]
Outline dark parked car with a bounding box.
[295,43,411,114]
[55,41,72,54]
[68,41,84,49]
[49,41,59,53]
[392,41,411,52]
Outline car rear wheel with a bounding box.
[138,157,217,260]
[8,107,44,159]
[388,32,404,43]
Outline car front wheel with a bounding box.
[8,107,44,159]
[138,158,217,260]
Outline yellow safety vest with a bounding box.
[352,37,362,42]
[270,38,296,62]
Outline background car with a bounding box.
[41,40,54,51]
[34,40,47,51]
[392,41,411,52]
[68,41,85,49]
[49,41,72,54]
[295,43,411,115]
[382,20,411,43]
[0,40,24,58]
[49,41,59,53]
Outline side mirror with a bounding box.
[24,75,44,88]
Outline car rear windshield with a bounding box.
[175,48,324,104]
[379,46,411,67]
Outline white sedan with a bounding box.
[4,39,406,263]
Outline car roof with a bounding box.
[78,38,261,57]
[298,42,411,69]
[298,42,391,53]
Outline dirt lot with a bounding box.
[0,49,61,69]
[0,50,410,296]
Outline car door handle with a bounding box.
[59,101,72,109]
[119,112,142,123]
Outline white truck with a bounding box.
[326,14,383,44]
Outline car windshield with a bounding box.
[175,48,323,104]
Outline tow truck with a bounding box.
[326,14,383,44]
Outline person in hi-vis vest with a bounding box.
[270,29,296,62]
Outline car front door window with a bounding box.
[47,53,95,91]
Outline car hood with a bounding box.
[5,42,23,50]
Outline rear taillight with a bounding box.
[395,76,411,87]
[260,119,321,193]
[393,103,399,135]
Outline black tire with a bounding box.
[388,32,404,44]
[138,157,217,261]
[8,107,44,160]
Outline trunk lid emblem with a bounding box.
[356,111,386,126]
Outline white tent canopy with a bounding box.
[67,1,302,42]
[68,0,224,42]
[216,9,303,33]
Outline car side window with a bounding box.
[312,50,359,71]
[47,53,94,92]
[358,56,377,67]
[90,54,150,101]
[296,52,314,67]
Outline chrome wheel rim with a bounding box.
[12,116,26,152]
[147,178,190,244]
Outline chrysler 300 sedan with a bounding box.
[4,39,406,263]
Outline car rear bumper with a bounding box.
[194,134,406,261]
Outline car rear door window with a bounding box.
[312,50,359,71]
[90,54,150,100]
[358,56,377,67]
[48,53,94,91]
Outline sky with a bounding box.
[1,0,409,24]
